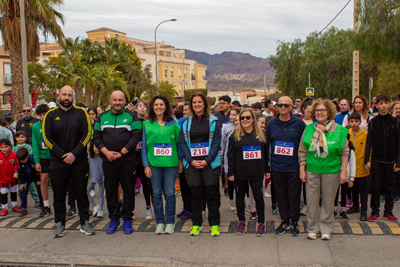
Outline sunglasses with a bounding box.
[240,116,252,121]
[22,110,31,112]
[277,104,290,108]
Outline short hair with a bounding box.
[309,98,337,121]
[35,104,50,115]
[147,95,173,122]
[265,99,272,106]
[232,100,241,107]
[183,102,189,107]
[16,147,29,160]
[295,97,303,101]
[348,112,361,121]
[218,95,231,104]
[136,99,148,108]
[16,130,27,137]
[255,114,265,121]
[87,107,98,117]
[231,108,240,115]
[22,104,32,109]
[0,118,7,127]
[252,102,262,109]
[189,91,211,118]
[376,94,389,104]
[242,104,249,108]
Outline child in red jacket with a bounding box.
[0,138,20,215]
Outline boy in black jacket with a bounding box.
[17,147,43,216]
[365,94,400,222]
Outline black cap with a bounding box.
[0,138,11,146]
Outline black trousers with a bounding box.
[352,176,368,213]
[235,179,265,223]
[67,179,76,209]
[103,162,136,221]
[49,160,89,225]
[370,162,395,214]
[137,164,152,207]
[179,171,192,212]
[185,165,220,226]
[272,170,301,223]
[271,177,277,205]
[302,182,307,205]
[335,182,348,208]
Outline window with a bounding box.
[184,83,187,89]
[171,67,174,78]
[184,68,187,78]
[179,68,182,78]
[3,63,11,84]
[164,67,168,78]
[179,83,182,94]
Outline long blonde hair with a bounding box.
[234,108,266,143]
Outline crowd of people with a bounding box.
[0,86,399,241]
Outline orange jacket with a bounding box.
[349,128,369,178]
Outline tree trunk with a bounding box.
[84,85,90,105]
[9,48,24,114]
[74,80,82,103]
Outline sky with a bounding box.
[53,0,354,58]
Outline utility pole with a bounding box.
[352,0,359,101]
[20,0,29,104]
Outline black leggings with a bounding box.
[302,182,307,206]
[235,179,265,223]
[335,182,349,208]
[0,192,17,205]
[137,165,152,207]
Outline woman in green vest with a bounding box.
[142,95,183,235]
[298,98,349,241]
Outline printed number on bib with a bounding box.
[243,146,261,160]
[154,143,172,156]
[274,141,294,156]
[190,142,209,157]
[136,141,142,150]
[42,139,48,149]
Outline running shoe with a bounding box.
[66,207,77,218]
[236,221,245,234]
[264,192,271,198]
[92,205,99,217]
[307,233,317,240]
[394,195,400,203]
[0,209,7,216]
[321,234,331,240]
[123,219,133,235]
[132,210,137,220]
[383,213,398,222]
[224,188,229,197]
[340,211,349,221]
[256,223,265,236]
[360,212,368,221]
[210,225,220,237]
[177,209,186,218]
[291,221,300,236]
[135,188,140,196]
[272,203,279,215]
[300,205,307,216]
[155,224,165,235]
[275,221,291,235]
[53,222,65,238]
[39,207,52,218]
[165,224,175,234]
[381,196,385,202]
[368,213,380,222]
[250,211,257,220]
[179,210,192,220]
[346,206,360,214]
[89,190,96,198]
[106,219,121,234]
[34,199,40,208]
[190,225,203,236]
[334,210,338,218]
[18,208,27,217]
[345,199,353,207]
[97,211,104,218]
[80,221,95,235]
[229,200,236,211]
[12,206,21,212]
[145,208,153,220]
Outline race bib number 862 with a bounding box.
[274,141,294,156]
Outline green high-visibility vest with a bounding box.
[143,120,180,167]
[302,123,348,174]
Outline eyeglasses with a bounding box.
[277,103,290,108]
[22,110,31,112]
[295,100,301,103]
[240,116,252,121]
[315,109,328,113]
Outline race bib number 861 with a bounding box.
[243,146,261,160]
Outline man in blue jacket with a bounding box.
[266,96,306,236]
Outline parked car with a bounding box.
[0,110,12,123]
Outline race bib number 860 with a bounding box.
[154,143,172,156]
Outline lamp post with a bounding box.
[183,51,197,93]
[51,64,59,101]
[307,63,312,87]
[155,19,177,90]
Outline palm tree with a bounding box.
[0,0,65,112]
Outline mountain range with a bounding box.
[183,50,275,91]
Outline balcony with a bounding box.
[4,73,11,84]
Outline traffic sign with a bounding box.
[306,87,314,96]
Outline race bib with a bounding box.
[274,141,294,156]
[136,140,142,150]
[223,120,231,125]
[190,142,209,157]
[243,146,261,160]
[154,143,172,156]
[42,139,48,149]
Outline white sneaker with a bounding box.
[97,211,104,218]
[321,234,331,240]
[89,190,95,198]
[92,205,99,217]
[145,208,153,220]
[264,192,271,198]
[132,210,137,220]
[229,200,236,211]
[155,223,165,234]
[165,223,175,234]
[307,233,317,240]
[300,205,307,215]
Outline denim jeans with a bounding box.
[149,166,178,224]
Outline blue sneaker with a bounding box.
[124,219,133,235]
[394,195,400,203]
[106,219,120,234]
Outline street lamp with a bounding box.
[155,19,177,90]
[307,63,312,87]
[51,64,59,101]
[183,51,196,93]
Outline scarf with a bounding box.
[309,120,333,158]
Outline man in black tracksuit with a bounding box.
[365,94,400,222]
[43,86,94,237]
[93,91,142,235]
